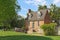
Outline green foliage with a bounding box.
[11,15,25,28]
[11,15,25,27]
[49,4,60,25]
[38,5,47,10]
[0,0,20,30]
[17,18,25,28]
[41,23,57,35]
[50,4,60,20]
[16,17,25,32]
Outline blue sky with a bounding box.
[17,0,60,17]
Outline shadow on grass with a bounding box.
[0,35,53,40]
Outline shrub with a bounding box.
[41,23,57,35]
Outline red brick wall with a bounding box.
[44,10,51,24]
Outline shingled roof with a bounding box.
[27,9,49,21]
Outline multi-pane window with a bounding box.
[38,21,39,26]
[32,22,34,28]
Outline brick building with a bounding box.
[25,9,51,34]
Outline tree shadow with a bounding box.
[0,35,53,40]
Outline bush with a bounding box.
[41,23,57,35]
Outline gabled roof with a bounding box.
[27,9,48,21]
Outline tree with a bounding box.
[11,15,25,28]
[0,0,20,30]
[16,16,25,28]
[38,5,47,11]
[50,4,60,24]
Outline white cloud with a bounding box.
[25,0,33,4]
[25,0,46,6]
[53,0,60,4]
[22,7,27,11]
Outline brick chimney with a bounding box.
[27,9,31,19]
[28,9,31,13]
[46,9,48,14]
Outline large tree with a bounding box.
[50,4,60,23]
[0,0,20,29]
[11,15,25,28]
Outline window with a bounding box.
[32,22,34,28]
[31,14,33,18]
[28,13,33,19]
[38,21,39,26]
[37,11,42,18]
[28,13,31,19]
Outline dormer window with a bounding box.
[28,13,31,19]
[37,11,42,18]
[28,13,33,20]
[31,14,33,18]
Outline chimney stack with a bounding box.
[28,9,31,13]
[46,9,48,14]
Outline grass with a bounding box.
[0,30,60,40]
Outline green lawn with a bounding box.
[0,31,60,40]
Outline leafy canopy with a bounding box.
[0,0,20,27]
